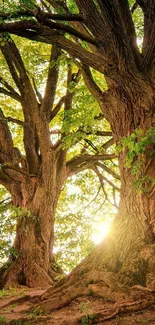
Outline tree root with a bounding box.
[32,267,155,325]
[97,298,155,322]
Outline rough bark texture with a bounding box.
[1,149,67,288]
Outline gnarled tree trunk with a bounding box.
[35,151,155,314]
[2,149,67,288]
[36,84,155,313]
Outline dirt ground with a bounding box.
[0,287,155,324]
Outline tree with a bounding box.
[0,29,117,287]
[0,0,155,317]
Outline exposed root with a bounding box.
[0,285,155,325]
[2,243,155,324]
[131,284,155,292]
[97,298,155,322]
[32,267,155,325]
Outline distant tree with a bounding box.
[0,32,117,287]
[0,0,155,316]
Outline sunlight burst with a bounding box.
[92,221,111,244]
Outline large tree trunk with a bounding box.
[35,151,155,314]
[2,151,67,288]
[35,90,155,312]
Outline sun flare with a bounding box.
[92,221,111,244]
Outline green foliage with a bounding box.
[20,0,36,10]
[0,189,16,265]
[0,288,25,297]
[81,314,96,325]
[0,188,33,264]
[81,316,89,325]
[29,306,48,317]
[118,127,155,191]
[0,316,7,324]
[67,0,79,14]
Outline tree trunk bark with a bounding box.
[36,92,155,311]
[36,148,155,313]
[2,151,67,288]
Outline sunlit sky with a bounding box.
[67,182,117,245]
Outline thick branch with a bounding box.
[0,109,14,164]
[35,11,97,46]
[81,64,103,103]
[0,10,83,22]
[64,65,80,112]
[0,41,22,91]
[0,167,11,189]
[2,165,27,183]
[41,45,60,121]
[67,153,117,176]
[0,22,106,73]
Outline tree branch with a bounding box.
[100,173,120,192]
[102,137,114,150]
[2,165,27,183]
[142,1,155,69]
[93,165,120,196]
[92,165,118,207]
[0,36,42,174]
[67,153,117,176]
[61,66,81,141]
[0,196,11,205]
[0,167,11,189]
[35,10,97,46]
[96,161,120,180]
[0,22,106,73]
[0,76,21,101]
[32,77,42,104]
[0,40,22,91]
[0,87,21,102]
[81,64,103,103]
[0,9,84,22]
[131,2,139,14]
[5,116,24,127]
[79,128,112,137]
[50,96,65,120]
[41,44,60,121]
[0,109,14,164]
[36,9,84,22]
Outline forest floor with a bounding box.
[0,287,155,325]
